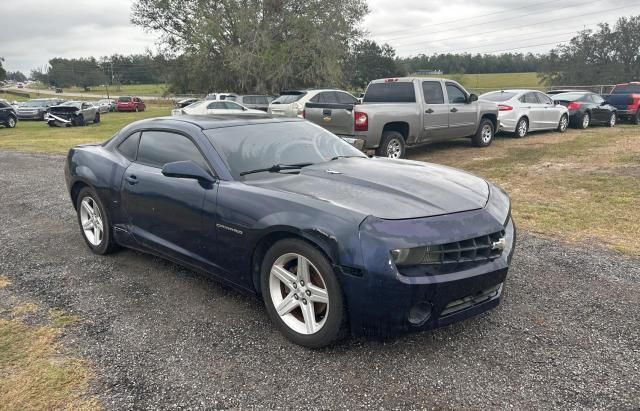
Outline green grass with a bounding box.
[418,72,547,93]
[29,82,168,97]
[0,103,169,153]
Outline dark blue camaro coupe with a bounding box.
[65,115,515,348]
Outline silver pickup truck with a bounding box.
[304,77,499,158]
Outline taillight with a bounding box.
[301,109,305,119]
[567,102,581,110]
[498,104,513,111]
[354,112,368,131]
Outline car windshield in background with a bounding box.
[481,92,517,102]
[272,93,305,104]
[363,82,416,103]
[553,93,586,101]
[20,100,48,107]
[612,84,640,94]
[205,121,366,179]
[118,97,132,102]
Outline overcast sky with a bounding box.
[1,0,637,73]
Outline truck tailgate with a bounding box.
[304,102,355,136]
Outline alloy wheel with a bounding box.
[559,115,568,132]
[386,138,403,159]
[582,113,590,128]
[517,119,527,137]
[481,124,493,143]
[609,113,616,127]
[79,197,104,246]
[269,253,329,335]
[7,117,16,128]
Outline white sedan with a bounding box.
[480,89,569,137]
[171,100,264,116]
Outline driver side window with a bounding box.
[446,84,467,104]
[137,131,209,172]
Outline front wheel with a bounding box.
[261,239,346,348]
[634,110,640,125]
[579,112,590,129]
[556,114,569,133]
[607,112,616,128]
[6,116,16,128]
[472,118,494,147]
[94,112,101,124]
[76,187,119,255]
[376,131,406,159]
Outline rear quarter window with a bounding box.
[117,132,141,161]
[363,82,416,103]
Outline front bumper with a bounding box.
[340,206,515,337]
[17,111,45,120]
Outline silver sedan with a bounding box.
[480,89,569,137]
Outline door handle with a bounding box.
[125,175,138,185]
[425,108,434,114]
[450,107,458,113]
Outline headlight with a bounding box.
[485,183,511,225]
[391,245,442,267]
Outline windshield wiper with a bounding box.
[239,162,314,176]
[330,155,365,161]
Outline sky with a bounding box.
[1,0,637,74]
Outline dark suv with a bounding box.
[0,99,18,128]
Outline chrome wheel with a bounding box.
[609,113,616,127]
[582,113,590,128]
[517,119,528,137]
[79,197,104,246]
[559,115,568,132]
[269,253,329,335]
[481,124,493,143]
[386,138,402,159]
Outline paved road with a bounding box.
[0,150,638,410]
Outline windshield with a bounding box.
[612,84,640,94]
[205,121,366,179]
[20,100,48,107]
[480,92,517,102]
[272,93,306,104]
[553,93,587,101]
[118,97,132,102]
[58,101,81,107]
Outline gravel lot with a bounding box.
[0,150,638,410]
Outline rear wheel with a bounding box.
[472,118,494,147]
[556,114,569,133]
[607,112,616,128]
[376,131,406,159]
[514,117,528,138]
[579,112,590,129]
[261,239,346,348]
[75,187,119,255]
[634,110,640,125]
[94,112,101,124]
[135,106,139,113]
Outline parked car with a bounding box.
[55,88,63,93]
[268,89,336,118]
[16,98,58,120]
[479,90,569,137]
[0,99,18,128]
[602,82,640,124]
[227,95,271,112]
[116,96,146,112]
[46,101,100,127]
[90,101,110,114]
[303,78,499,158]
[205,93,238,101]
[172,100,265,116]
[553,91,617,129]
[174,98,201,109]
[546,89,589,95]
[97,99,116,112]
[64,115,515,348]
[17,82,24,89]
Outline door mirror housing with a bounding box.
[468,93,478,103]
[600,101,608,106]
[162,160,215,183]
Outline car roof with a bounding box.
[132,115,303,131]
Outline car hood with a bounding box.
[246,157,489,220]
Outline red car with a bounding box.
[116,96,146,112]
[604,82,640,124]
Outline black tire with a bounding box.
[6,115,17,128]
[376,131,406,159]
[607,112,616,128]
[135,106,139,113]
[260,238,346,348]
[94,112,101,124]
[472,118,494,147]
[634,110,640,125]
[514,117,528,138]
[578,112,590,129]
[75,115,85,127]
[75,187,119,255]
[47,122,55,127]
[556,114,569,133]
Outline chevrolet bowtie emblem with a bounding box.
[492,237,506,251]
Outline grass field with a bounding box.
[420,72,547,93]
[28,82,169,97]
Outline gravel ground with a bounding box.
[0,150,639,410]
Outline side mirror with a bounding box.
[468,94,478,103]
[601,101,608,106]
[162,160,215,183]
